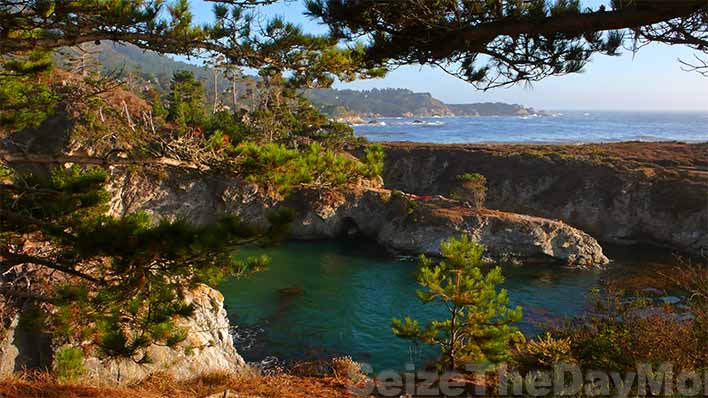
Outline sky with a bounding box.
[190,1,708,111]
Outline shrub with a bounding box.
[546,279,708,372]
[455,173,487,209]
[229,142,380,195]
[515,333,574,371]
[331,356,368,383]
[54,346,86,384]
[358,144,385,178]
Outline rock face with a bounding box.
[0,317,20,380]
[0,284,245,385]
[82,284,245,386]
[107,165,608,265]
[376,142,708,255]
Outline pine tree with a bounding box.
[0,164,287,359]
[0,0,381,88]
[392,236,524,370]
[307,0,708,89]
[167,70,207,130]
[0,51,57,133]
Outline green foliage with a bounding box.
[359,144,385,178]
[307,0,704,89]
[0,51,58,133]
[54,346,86,384]
[1,1,381,92]
[229,142,379,195]
[572,323,630,369]
[207,110,247,143]
[167,70,207,130]
[0,163,13,181]
[393,236,523,370]
[454,173,488,209]
[515,333,575,372]
[1,166,284,360]
[244,89,356,147]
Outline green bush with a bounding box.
[454,173,487,209]
[54,346,86,384]
[358,144,385,178]
[229,142,380,195]
[515,333,575,371]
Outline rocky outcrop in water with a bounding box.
[107,165,608,265]
[375,142,707,255]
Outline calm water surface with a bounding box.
[352,111,708,144]
[220,240,680,371]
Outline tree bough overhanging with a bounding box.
[0,0,384,87]
[306,0,708,89]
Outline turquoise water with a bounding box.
[220,240,677,371]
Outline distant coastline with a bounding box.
[304,88,542,122]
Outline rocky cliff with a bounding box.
[0,284,244,384]
[377,142,708,254]
[106,165,608,265]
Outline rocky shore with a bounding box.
[106,165,608,265]
[374,141,708,255]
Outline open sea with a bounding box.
[351,111,708,144]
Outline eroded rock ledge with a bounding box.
[107,165,608,265]
[374,141,708,254]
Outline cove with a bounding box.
[220,239,680,371]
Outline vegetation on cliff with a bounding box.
[0,163,285,360]
[0,0,384,375]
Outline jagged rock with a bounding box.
[82,284,245,385]
[0,311,54,381]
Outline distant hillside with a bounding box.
[304,88,541,118]
[447,102,539,116]
[64,43,540,118]
[304,88,451,118]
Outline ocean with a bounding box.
[352,110,708,144]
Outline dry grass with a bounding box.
[0,367,369,398]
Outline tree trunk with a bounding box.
[213,68,219,114]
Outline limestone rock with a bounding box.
[83,284,245,386]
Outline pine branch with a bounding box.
[1,252,101,284]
